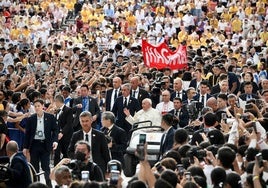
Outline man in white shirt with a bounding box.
[156,90,174,115]
[164,23,177,37]
[124,98,162,127]
[147,26,157,44]
[182,11,195,33]
[137,19,148,33]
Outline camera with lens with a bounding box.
[154,82,162,88]
[186,147,207,163]
[66,159,85,180]
[151,87,161,95]
[66,152,87,180]
[67,159,82,170]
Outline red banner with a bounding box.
[142,39,187,70]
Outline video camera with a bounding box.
[186,147,207,163]
[66,152,87,180]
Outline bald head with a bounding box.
[113,77,122,89]
[6,141,18,156]
[173,78,183,91]
[162,90,171,103]
[206,97,218,112]
[130,76,139,90]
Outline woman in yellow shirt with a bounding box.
[155,3,165,15]
[244,3,253,16]
[170,33,179,48]
[126,13,136,35]
[231,15,242,32]
[21,26,31,38]
[220,9,232,22]
[229,3,238,16]
[10,25,20,40]
[178,27,188,43]
[81,6,90,23]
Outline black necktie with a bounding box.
[132,90,136,98]
[201,95,205,105]
[175,110,179,116]
[124,97,127,108]
[85,134,89,142]
[107,128,112,136]
[114,89,118,101]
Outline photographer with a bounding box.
[68,140,104,182]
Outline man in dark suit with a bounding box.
[112,83,141,133]
[68,111,110,175]
[169,97,189,128]
[171,78,187,101]
[72,84,100,131]
[210,73,228,95]
[101,111,127,166]
[105,77,122,111]
[23,99,58,188]
[193,81,212,107]
[161,76,174,93]
[189,69,203,91]
[54,94,73,166]
[183,87,196,105]
[212,80,229,99]
[159,113,175,160]
[6,141,32,188]
[239,81,259,101]
[130,76,150,106]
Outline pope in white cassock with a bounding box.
[124,98,162,127]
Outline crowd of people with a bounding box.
[0,0,268,187]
